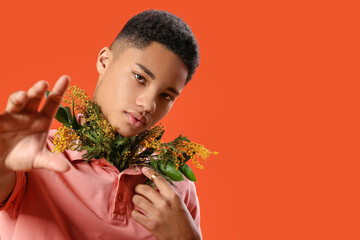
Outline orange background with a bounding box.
[1,0,359,239]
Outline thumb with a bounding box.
[33,150,70,172]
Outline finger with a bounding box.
[142,167,174,198]
[41,75,70,119]
[132,194,158,216]
[24,80,49,113]
[5,91,28,113]
[134,184,162,203]
[131,209,152,229]
[33,150,70,172]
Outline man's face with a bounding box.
[92,42,188,137]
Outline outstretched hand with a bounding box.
[0,75,71,177]
[132,167,201,240]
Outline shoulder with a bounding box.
[173,178,202,231]
[173,178,200,208]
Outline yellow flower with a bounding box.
[52,126,81,154]
[63,85,90,113]
[138,124,164,140]
[137,125,164,153]
[173,141,217,170]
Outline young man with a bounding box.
[0,10,201,239]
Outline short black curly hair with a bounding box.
[110,9,200,84]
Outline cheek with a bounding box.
[95,82,122,119]
[104,74,135,107]
[154,102,173,121]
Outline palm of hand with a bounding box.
[2,115,50,171]
[0,76,71,174]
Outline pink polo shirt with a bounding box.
[0,130,201,239]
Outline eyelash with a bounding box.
[134,73,146,84]
[161,93,173,101]
[134,72,174,101]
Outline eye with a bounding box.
[161,93,174,101]
[135,73,146,84]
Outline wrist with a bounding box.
[178,228,201,240]
[189,231,201,240]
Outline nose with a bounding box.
[136,92,156,115]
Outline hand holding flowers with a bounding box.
[132,167,201,240]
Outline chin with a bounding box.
[110,118,147,137]
[115,127,142,137]
[107,119,136,137]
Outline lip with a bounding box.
[125,112,147,127]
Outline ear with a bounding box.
[96,47,112,75]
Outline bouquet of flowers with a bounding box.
[48,86,218,185]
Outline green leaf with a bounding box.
[83,145,94,152]
[90,130,98,139]
[179,163,197,182]
[137,148,156,158]
[98,126,104,139]
[167,144,177,152]
[115,136,126,147]
[182,153,191,163]
[71,99,80,130]
[172,134,190,143]
[55,107,71,126]
[155,129,165,141]
[120,145,131,157]
[158,161,184,181]
[64,106,72,124]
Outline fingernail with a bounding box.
[142,167,150,172]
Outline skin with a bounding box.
[0,41,201,240]
[93,42,188,137]
[0,77,71,200]
[133,167,201,240]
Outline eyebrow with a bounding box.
[135,62,180,96]
[136,63,155,80]
[167,87,180,96]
